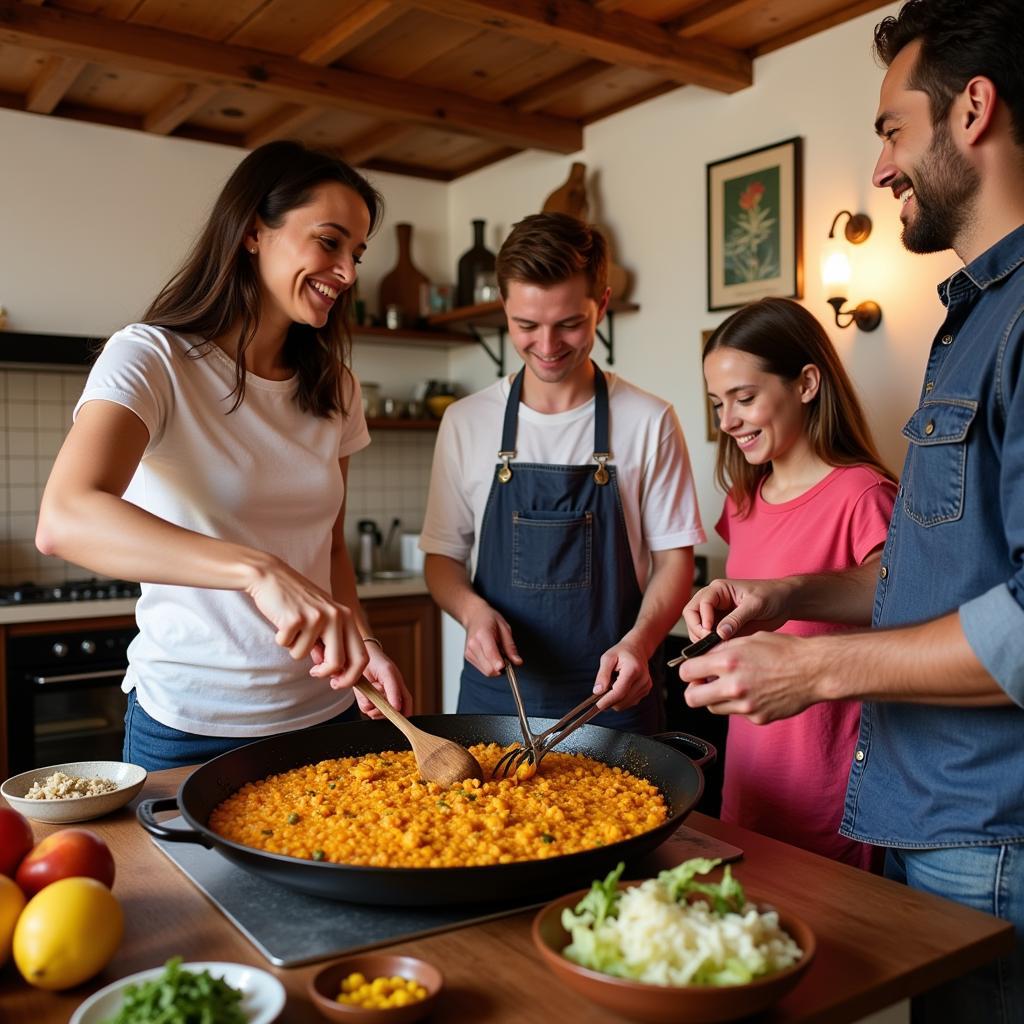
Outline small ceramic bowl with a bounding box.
[1,761,147,823]
[532,884,816,1024]
[308,953,443,1024]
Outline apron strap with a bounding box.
[497,363,611,484]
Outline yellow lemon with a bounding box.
[0,874,26,966]
[13,876,123,990]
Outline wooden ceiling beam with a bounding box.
[297,0,406,66]
[244,103,321,148]
[341,123,419,166]
[404,0,752,93]
[666,0,768,38]
[143,82,218,134]
[24,54,85,114]
[510,59,610,113]
[0,1,581,153]
[751,0,892,58]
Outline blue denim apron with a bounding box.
[456,364,664,733]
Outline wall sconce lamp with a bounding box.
[822,210,882,331]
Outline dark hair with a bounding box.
[874,0,1024,147]
[142,141,383,416]
[703,298,893,515]
[496,213,608,300]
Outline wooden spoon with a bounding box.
[354,681,483,787]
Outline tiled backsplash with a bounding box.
[0,368,434,586]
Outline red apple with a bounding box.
[15,828,115,898]
[0,808,34,878]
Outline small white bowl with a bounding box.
[69,961,287,1024]
[1,760,147,823]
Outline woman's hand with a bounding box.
[355,644,414,718]
[246,557,368,687]
[683,577,793,641]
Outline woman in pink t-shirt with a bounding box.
[699,298,896,870]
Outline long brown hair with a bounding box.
[142,141,383,417]
[703,297,893,515]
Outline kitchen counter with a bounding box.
[0,577,430,625]
[1,767,1012,1023]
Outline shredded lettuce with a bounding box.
[560,858,798,987]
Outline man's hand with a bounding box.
[593,637,652,710]
[683,577,794,641]
[463,604,522,677]
[679,631,830,723]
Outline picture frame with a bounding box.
[706,137,803,312]
[701,329,719,442]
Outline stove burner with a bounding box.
[0,578,141,606]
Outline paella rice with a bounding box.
[208,742,668,867]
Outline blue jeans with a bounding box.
[885,846,1024,1024]
[123,689,361,771]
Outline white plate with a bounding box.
[0,760,147,823]
[69,961,287,1024]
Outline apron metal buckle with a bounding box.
[593,452,610,485]
[497,450,516,484]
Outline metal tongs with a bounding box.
[492,662,603,779]
[667,630,724,668]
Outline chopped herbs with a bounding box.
[312,849,326,861]
[100,956,246,1024]
[287,812,300,825]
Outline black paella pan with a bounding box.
[137,714,714,906]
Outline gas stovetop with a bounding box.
[0,577,141,606]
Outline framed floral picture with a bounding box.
[706,137,803,311]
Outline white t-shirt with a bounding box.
[420,373,705,588]
[74,324,370,736]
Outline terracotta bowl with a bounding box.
[532,884,816,1024]
[308,954,443,1024]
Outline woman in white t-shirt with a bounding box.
[36,141,411,770]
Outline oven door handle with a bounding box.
[33,668,126,686]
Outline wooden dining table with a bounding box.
[1,766,1014,1023]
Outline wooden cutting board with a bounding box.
[631,823,743,877]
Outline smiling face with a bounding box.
[247,181,370,333]
[704,347,817,469]
[503,274,609,397]
[872,40,980,254]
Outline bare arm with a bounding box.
[329,460,412,715]
[423,552,521,676]
[37,400,366,681]
[681,610,1010,725]
[594,547,693,710]
[685,555,882,640]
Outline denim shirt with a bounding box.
[841,223,1024,849]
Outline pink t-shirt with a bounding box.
[716,465,897,870]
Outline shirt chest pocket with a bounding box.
[900,399,977,526]
[511,510,592,589]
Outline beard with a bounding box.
[901,121,980,254]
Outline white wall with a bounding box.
[0,107,455,399]
[446,2,959,573]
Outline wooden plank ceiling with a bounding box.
[0,0,891,180]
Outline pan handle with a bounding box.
[137,796,213,848]
[651,731,717,769]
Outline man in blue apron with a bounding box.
[421,213,705,733]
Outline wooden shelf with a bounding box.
[426,299,640,332]
[366,417,439,431]
[352,323,476,347]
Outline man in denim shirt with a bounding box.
[677,1,1024,1020]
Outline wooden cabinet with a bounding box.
[363,594,441,714]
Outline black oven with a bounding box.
[5,618,138,775]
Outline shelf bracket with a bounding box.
[595,309,616,365]
[464,324,505,376]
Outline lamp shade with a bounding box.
[820,238,850,299]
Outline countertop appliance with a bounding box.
[2,578,141,773]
